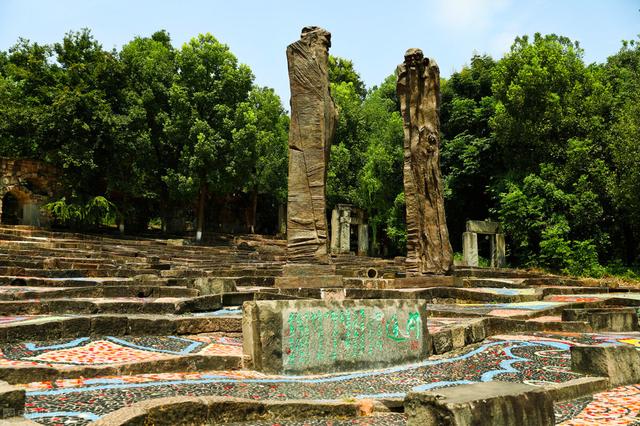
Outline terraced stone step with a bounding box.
[0,276,138,288]
[0,312,242,343]
[0,267,164,278]
[0,285,198,301]
[0,295,224,315]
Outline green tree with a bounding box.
[118,30,177,229]
[440,54,498,247]
[0,38,58,158]
[162,33,253,239]
[602,38,640,263]
[233,86,289,232]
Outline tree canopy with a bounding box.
[1,29,639,276]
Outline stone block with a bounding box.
[462,232,478,267]
[243,299,430,374]
[571,345,640,386]
[0,382,25,418]
[562,308,638,332]
[405,381,554,426]
[466,220,502,234]
[275,275,344,289]
[464,319,487,344]
[283,263,336,276]
[174,295,223,314]
[189,277,237,295]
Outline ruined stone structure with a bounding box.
[285,26,337,264]
[463,220,506,268]
[330,204,369,256]
[0,158,57,226]
[397,49,453,275]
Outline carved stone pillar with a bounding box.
[285,26,337,264]
[397,48,453,274]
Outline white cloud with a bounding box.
[435,0,511,32]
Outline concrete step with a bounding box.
[0,285,198,300]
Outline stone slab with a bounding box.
[466,220,502,234]
[562,308,639,332]
[391,276,456,288]
[571,345,640,387]
[243,299,430,374]
[405,381,554,426]
[275,275,344,289]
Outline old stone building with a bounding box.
[0,158,57,226]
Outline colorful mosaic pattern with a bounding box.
[0,334,242,368]
[22,336,584,425]
[555,384,640,425]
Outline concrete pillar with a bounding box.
[357,223,369,256]
[462,232,478,267]
[277,203,286,235]
[495,233,506,267]
[22,202,40,226]
[338,209,351,254]
[330,208,340,254]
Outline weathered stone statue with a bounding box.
[397,48,453,275]
[285,26,337,263]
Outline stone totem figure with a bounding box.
[286,27,337,263]
[397,48,453,274]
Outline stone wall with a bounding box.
[243,299,430,374]
[0,158,58,226]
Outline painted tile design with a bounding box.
[556,384,640,425]
[22,336,583,425]
[0,334,242,368]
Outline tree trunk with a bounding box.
[196,185,206,242]
[250,190,258,234]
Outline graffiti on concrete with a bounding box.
[283,307,423,369]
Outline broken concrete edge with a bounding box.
[0,353,242,385]
[88,396,385,426]
[0,314,242,343]
[0,379,25,419]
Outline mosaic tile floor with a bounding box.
[9,326,639,425]
[555,384,640,425]
[0,334,242,368]
[20,334,592,425]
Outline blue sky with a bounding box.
[1,0,638,101]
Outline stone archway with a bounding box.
[1,191,22,224]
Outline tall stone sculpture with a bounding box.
[397,48,453,275]
[285,26,337,263]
